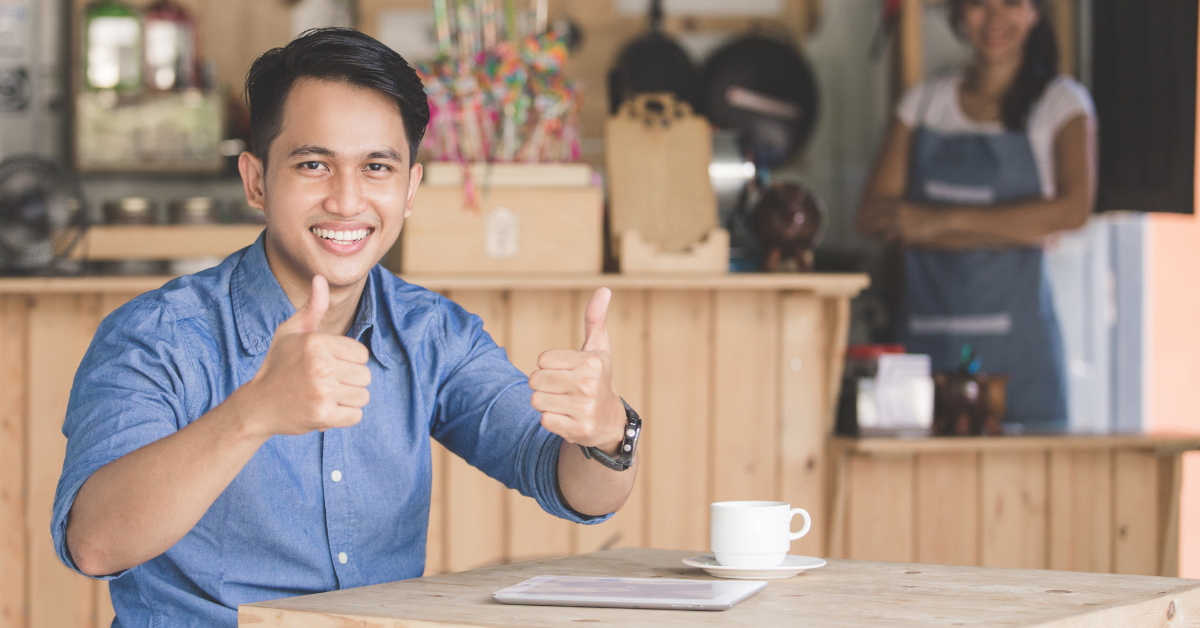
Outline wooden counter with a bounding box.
[0,272,866,628]
[0,272,870,295]
[238,547,1200,628]
[827,434,1200,578]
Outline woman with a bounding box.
[857,0,1096,431]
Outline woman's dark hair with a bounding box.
[947,0,1059,130]
[244,27,429,167]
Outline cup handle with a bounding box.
[789,508,811,541]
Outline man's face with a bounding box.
[240,78,422,291]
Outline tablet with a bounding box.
[491,575,767,611]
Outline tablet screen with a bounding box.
[520,577,717,600]
[493,575,768,610]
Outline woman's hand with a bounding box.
[897,204,942,243]
[862,201,943,244]
[857,119,915,242]
[859,199,904,241]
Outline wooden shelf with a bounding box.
[0,272,871,296]
[71,225,265,261]
[833,433,1200,455]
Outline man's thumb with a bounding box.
[281,275,329,334]
[581,287,611,353]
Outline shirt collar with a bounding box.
[231,233,397,368]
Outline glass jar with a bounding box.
[144,0,196,91]
[84,0,142,91]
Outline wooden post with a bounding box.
[440,291,510,573]
[1049,0,1076,77]
[779,293,831,557]
[899,0,924,91]
[642,291,712,552]
[505,290,575,562]
[1,296,28,628]
[572,289,648,553]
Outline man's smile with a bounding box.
[309,223,377,254]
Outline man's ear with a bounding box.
[404,162,423,219]
[238,152,267,211]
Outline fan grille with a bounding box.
[0,156,86,272]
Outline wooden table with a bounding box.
[238,547,1200,627]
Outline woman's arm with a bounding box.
[898,115,1096,249]
[856,118,914,241]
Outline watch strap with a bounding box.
[578,398,640,471]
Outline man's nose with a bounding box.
[324,168,367,216]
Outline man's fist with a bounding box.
[528,287,626,454]
[242,275,372,437]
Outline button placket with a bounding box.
[322,428,354,584]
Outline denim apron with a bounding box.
[903,102,1068,431]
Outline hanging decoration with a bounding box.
[416,0,581,166]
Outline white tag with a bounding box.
[909,313,1012,336]
[483,206,519,259]
[924,180,996,205]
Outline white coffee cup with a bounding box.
[711,501,811,568]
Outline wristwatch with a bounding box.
[579,398,641,471]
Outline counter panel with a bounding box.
[0,276,860,627]
[829,438,1199,577]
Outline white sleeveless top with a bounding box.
[895,71,1096,200]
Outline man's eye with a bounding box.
[301,161,323,170]
[366,163,390,172]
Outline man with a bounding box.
[52,28,638,626]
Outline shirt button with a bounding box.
[338,552,348,564]
[331,470,343,483]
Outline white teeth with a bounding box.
[311,226,371,243]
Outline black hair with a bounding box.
[947,0,1059,131]
[244,27,429,167]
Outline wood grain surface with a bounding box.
[845,454,915,562]
[711,291,780,504]
[1049,450,1113,573]
[1113,451,1161,576]
[0,273,872,296]
[915,452,979,567]
[505,291,575,562]
[0,297,28,628]
[980,451,1048,570]
[237,547,1200,628]
[571,289,647,555]
[26,296,100,628]
[440,291,509,574]
[778,293,833,557]
[643,291,711,552]
[8,278,1198,627]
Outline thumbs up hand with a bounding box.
[240,275,372,438]
[529,288,626,455]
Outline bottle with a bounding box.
[144,0,197,91]
[83,0,142,91]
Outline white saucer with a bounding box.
[682,555,827,579]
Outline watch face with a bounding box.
[620,418,641,460]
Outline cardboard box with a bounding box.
[400,184,604,274]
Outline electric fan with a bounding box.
[0,155,87,273]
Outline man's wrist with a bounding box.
[596,400,627,456]
[223,383,274,444]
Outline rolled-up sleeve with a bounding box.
[428,297,610,525]
[51,299,196,579]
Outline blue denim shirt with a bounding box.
[51,234,606,627]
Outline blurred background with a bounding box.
[1,1,1199,626]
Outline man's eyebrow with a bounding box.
[364,148,405,162]
[288,145,336,159]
